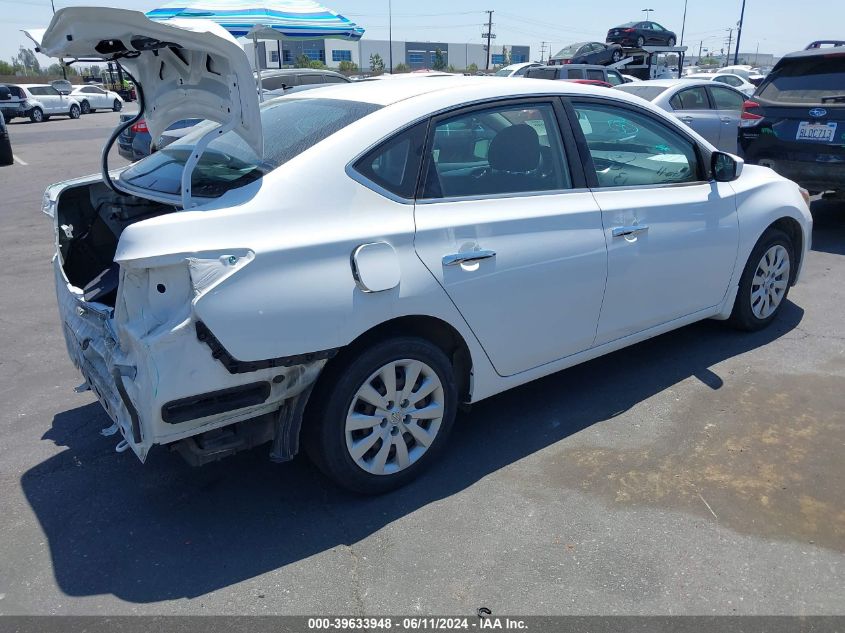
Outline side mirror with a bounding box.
[711,151,744,182]
[0,86,10,101]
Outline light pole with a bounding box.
[733,0,747,65]
[50,0,68,79]
[641,8,654,20]
[388,0,393,73]
[680,0,688,46]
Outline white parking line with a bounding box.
[13,155,28,166]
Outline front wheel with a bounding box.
[636,36,645,48]
[611,49,623,62]
[113,99,122,112]
[304,337,458,494]
[68,104,80,119]
[729,228,794,331]
[29,107,43,123]
[668,37,676,47]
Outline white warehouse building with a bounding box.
[246,38,530,71]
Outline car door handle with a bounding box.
[721,117,734,123]
[611,225,649,238]
[442,249,496,266]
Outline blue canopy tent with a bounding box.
[147,0,364,96]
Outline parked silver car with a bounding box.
[5,83,81,123]
[71,84,124,114]
[615,79,746,153]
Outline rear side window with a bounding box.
[670,87,710,110]
[299,75,324,85]
[564,68,585,79]
[421,102,571,199]
[324,75,348,84]
[757,55,845,104]
[261,76,291,90]
[352,122,427,199]
[586,69,604,81]
[709,86,744,110]
[526,68,557,80]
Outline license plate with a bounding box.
[796,121,837,142]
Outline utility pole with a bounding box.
[733,0,747,65]
[680,0,688,46]
[725,28,733,67]
[539,41,548,63]
[698,40,703,62]
[484,10,494,71]
[50,0,68,79]
[388,0,393,73]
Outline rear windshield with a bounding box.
[756,55,845,104]
[614,85,669,101]
[120,98,380,198]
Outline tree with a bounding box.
[432,48,447,71]
[467,62,479,74]
[0,60,13,75]
[15,46,40,75]
[338,60,358,73]
[502,46,512,66]
[447,64,458,73]
[294,54,311,68]
[308,59,326,69]
[393,62,410,73]
[369,53,385,75]
[45,63,77,77]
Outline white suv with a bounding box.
[11,83,81,123]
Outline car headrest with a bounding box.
[488,124,541,172]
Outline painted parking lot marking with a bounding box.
[13,155,28,166]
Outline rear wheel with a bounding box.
[80,100,90,114]
[29,107,43,123]
[304,337,458,494]
[113,99,122,112]
[729,228,794,331]
[68,104,80,119]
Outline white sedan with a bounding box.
[37,8,811,494]
[71,84,124,114]
[685,72,757,97]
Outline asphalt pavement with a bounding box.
[0,110,843,616]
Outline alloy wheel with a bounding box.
[345,359,445,476]
[80,100,90,114]
[750,244,790,319]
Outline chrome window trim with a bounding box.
[415,187,593,205]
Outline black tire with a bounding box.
[729,228,794,331]
[80,100,91,114]
[29,107,43,123]
[668,37,676,47]
[611,49,623,62]
[68,104,80,119]
[304,337,458,494]
[113,99,122,112]
[636,36,645,48]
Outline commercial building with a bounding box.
[246,38,530,71]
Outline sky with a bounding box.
[2,0,842,68]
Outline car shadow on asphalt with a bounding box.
[21,302,804,603]
[810,198,845,256]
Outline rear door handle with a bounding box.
[721,117,734,123]
[442,249,496,266]
[678,116,693,123]
[611,225,649,238]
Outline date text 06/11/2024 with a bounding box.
[306,617,529,630]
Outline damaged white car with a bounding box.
[37,8,812,494]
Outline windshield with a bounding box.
[120,98,381,198]
[614,85,669,101]
[756,55,845,104]
[558,43,585,56]
[495,67,515,76]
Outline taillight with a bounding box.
[563,59,571,64]
[740,100,763,128]
[131,120,148,133]
[624,28,636,32]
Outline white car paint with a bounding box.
[71,85,123,112]
[494,62,542,77]
[686,72,757,97]
[36,10,812,478]
[9,84,80,121]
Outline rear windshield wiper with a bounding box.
[820,94,845,103]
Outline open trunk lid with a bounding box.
[26,7,262,157]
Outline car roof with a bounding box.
[14,84,51,88]
[531,64,610,70]
[779,47,845,61]
[280,75,647,109]
[260,68,345,76]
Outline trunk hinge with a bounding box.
[180,118,237,210]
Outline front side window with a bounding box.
[709,86,744,110]
[120,98,380,198]
[669,87,711,110]
[421,102,571,199]
[573,102,701,188]
[715,75,741,87]
[606,70,624,86]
